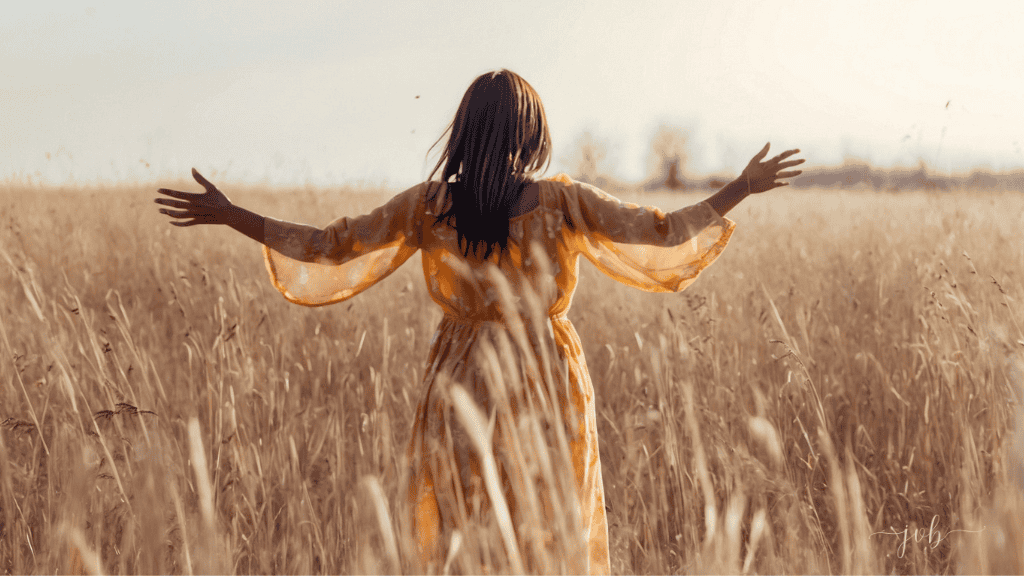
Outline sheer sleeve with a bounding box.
[261,182,424,306]
[555,175,736,293]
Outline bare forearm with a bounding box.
[224,204,266,245]
[704,178,750,217]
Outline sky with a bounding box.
[3,0,1023,188]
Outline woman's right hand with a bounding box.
[740,143,805,194]
[154,168,233,227]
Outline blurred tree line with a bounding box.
[569,124,1024,192]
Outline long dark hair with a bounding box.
[426,69,552,260]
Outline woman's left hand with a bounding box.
[741,143,805,194]
[155,168,233,227]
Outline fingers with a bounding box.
[754,142,771,161]
[158,203,214,220]
[749,179,790,194]
[777,158,805,169]
[157,170,221,227]
[154,198,192,209]
[777,170,802,178]
[156,169,217,199]
[156,187,201,201]
[159,208,193,218]
[192,168,215,191]
[768,150,802,167]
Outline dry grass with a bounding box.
[0,180,1021,574]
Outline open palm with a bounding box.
[742,143,805,194]
[154,168,233,227]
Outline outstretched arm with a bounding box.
[704,179,751,219]
[705,143,805,217]
[223,205,266,245]
[158,169,424,307]
[155,168,267,245]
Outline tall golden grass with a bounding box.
[0,180,1021,574]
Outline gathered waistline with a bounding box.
[443,311,569,324]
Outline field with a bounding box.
[1,180,1023,574]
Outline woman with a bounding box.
[155,69,803,574]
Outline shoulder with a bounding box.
[545,173,575,187]
[539,174,620,212]
[543,174,622,207]
[419,180,450,218]
[389,181,444,217]
[541,173,579,206]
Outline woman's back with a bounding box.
[420,173,735,324]
[421,176,572,324]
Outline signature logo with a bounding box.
[871,515,985,558]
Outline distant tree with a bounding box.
[570,130,608,184]
[649,124,689,190]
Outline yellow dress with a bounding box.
[262,173,736,574]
